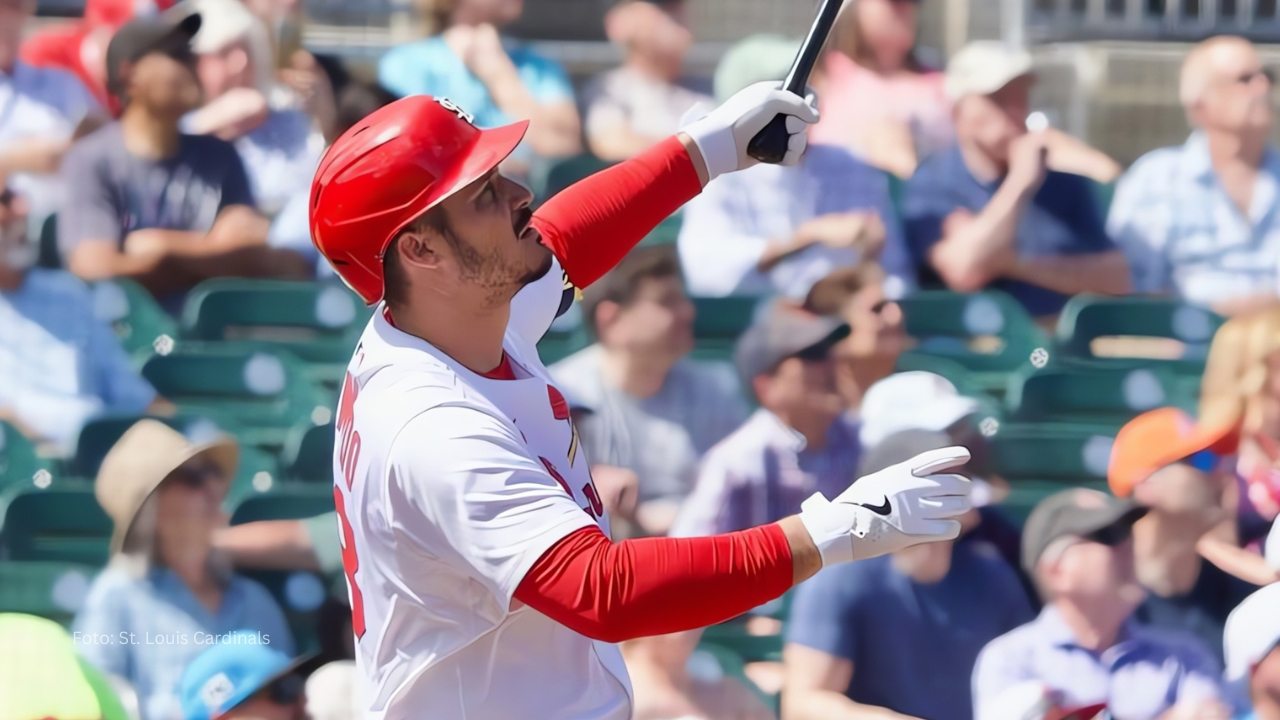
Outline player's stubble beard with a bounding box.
[449,207,551,309]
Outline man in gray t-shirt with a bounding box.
[551,246,748,536]
[57,10,309,309]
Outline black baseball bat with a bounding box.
[746,0,845,164]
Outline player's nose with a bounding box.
[502,174,534,211]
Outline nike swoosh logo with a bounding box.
[857,497,892,516]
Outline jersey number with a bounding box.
[335,372,366,639]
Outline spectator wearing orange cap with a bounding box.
[1109,407,1256,664]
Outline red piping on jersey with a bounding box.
[513,523,793,643]
[531,135,702,290]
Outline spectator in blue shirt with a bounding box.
[0,178,163,453]
[378,0,581,175]
[1223,583,1280,720]
[782,430,1032,720]
[1108,36,1280,317]
[74,420,294,720]
[902,41,1128,321]
[972,488,1228,720]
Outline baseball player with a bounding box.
[309,84,974,719]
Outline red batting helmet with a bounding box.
[309,96,529,304]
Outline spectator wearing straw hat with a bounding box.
[73,420,294,720]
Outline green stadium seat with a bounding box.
[1054,294,1223,374]
[693,643,776,711]
[0,561,97,626]
[700,621,783,663]
[639,212,682,247]
[141,347,331,450]
[0,484,111,565]
[229,483,334,525]
[37,213,60,269]
[1005,364,1194,428]
[281,422,334,483]
[690,296,762,362]
[1091,180,1116,217]
[180,279,368,388]
[0,422,48,489]
[990,422,1116,483]
[897,290,1047,393]
[90,279,178,360]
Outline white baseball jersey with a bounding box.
[332,258,633,719]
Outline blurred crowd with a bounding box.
[3,0,1280,718]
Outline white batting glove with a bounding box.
[798,446,974,566]
[680,81,819,182]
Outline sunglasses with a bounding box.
[1179,449,1220,473]
[1083,520,1133,547]
[792,341,835,364]
[165,462,223,489]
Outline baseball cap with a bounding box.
[977,681,1108,720]
[187,0,256,54]
[179,631,308,720]
[734,301,850,384]
[714,34,800,103]
[859,372,981,449]
[859,429,993,507]
[1021,487,1147,576]
[105,7,202,98]
[945,41,1034,101]
[1107,407,1237,498]
[1223,583,1280,688]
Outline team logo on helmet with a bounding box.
[435,97,475,126]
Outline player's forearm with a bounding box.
[533,135,703,289]
[514,521,806,643]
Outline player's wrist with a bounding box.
[796,492,866,567]
[680,118,737,183]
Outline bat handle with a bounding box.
[747,114,792,164]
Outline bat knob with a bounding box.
[747,114,792,164]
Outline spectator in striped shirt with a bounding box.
[1108,36,1280,316]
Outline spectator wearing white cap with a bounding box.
[1224,583,1280,719]
[184,0,324,219]
[783,429,1032,720]
[902,41,1127,323]
[677,34,914,303]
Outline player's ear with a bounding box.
[394,230,445,272]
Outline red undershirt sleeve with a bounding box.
[531,135,703,289]
[512,523,794,643]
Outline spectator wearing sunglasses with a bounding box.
[74,420,294,720]
[973,488,1228,720]
[0,178,166,453]
[1109,36,1280,317]
[179,630,306,720]
[1109,408,1256,666]
[671,300,861,538]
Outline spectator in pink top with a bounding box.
[811,0,952,178]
